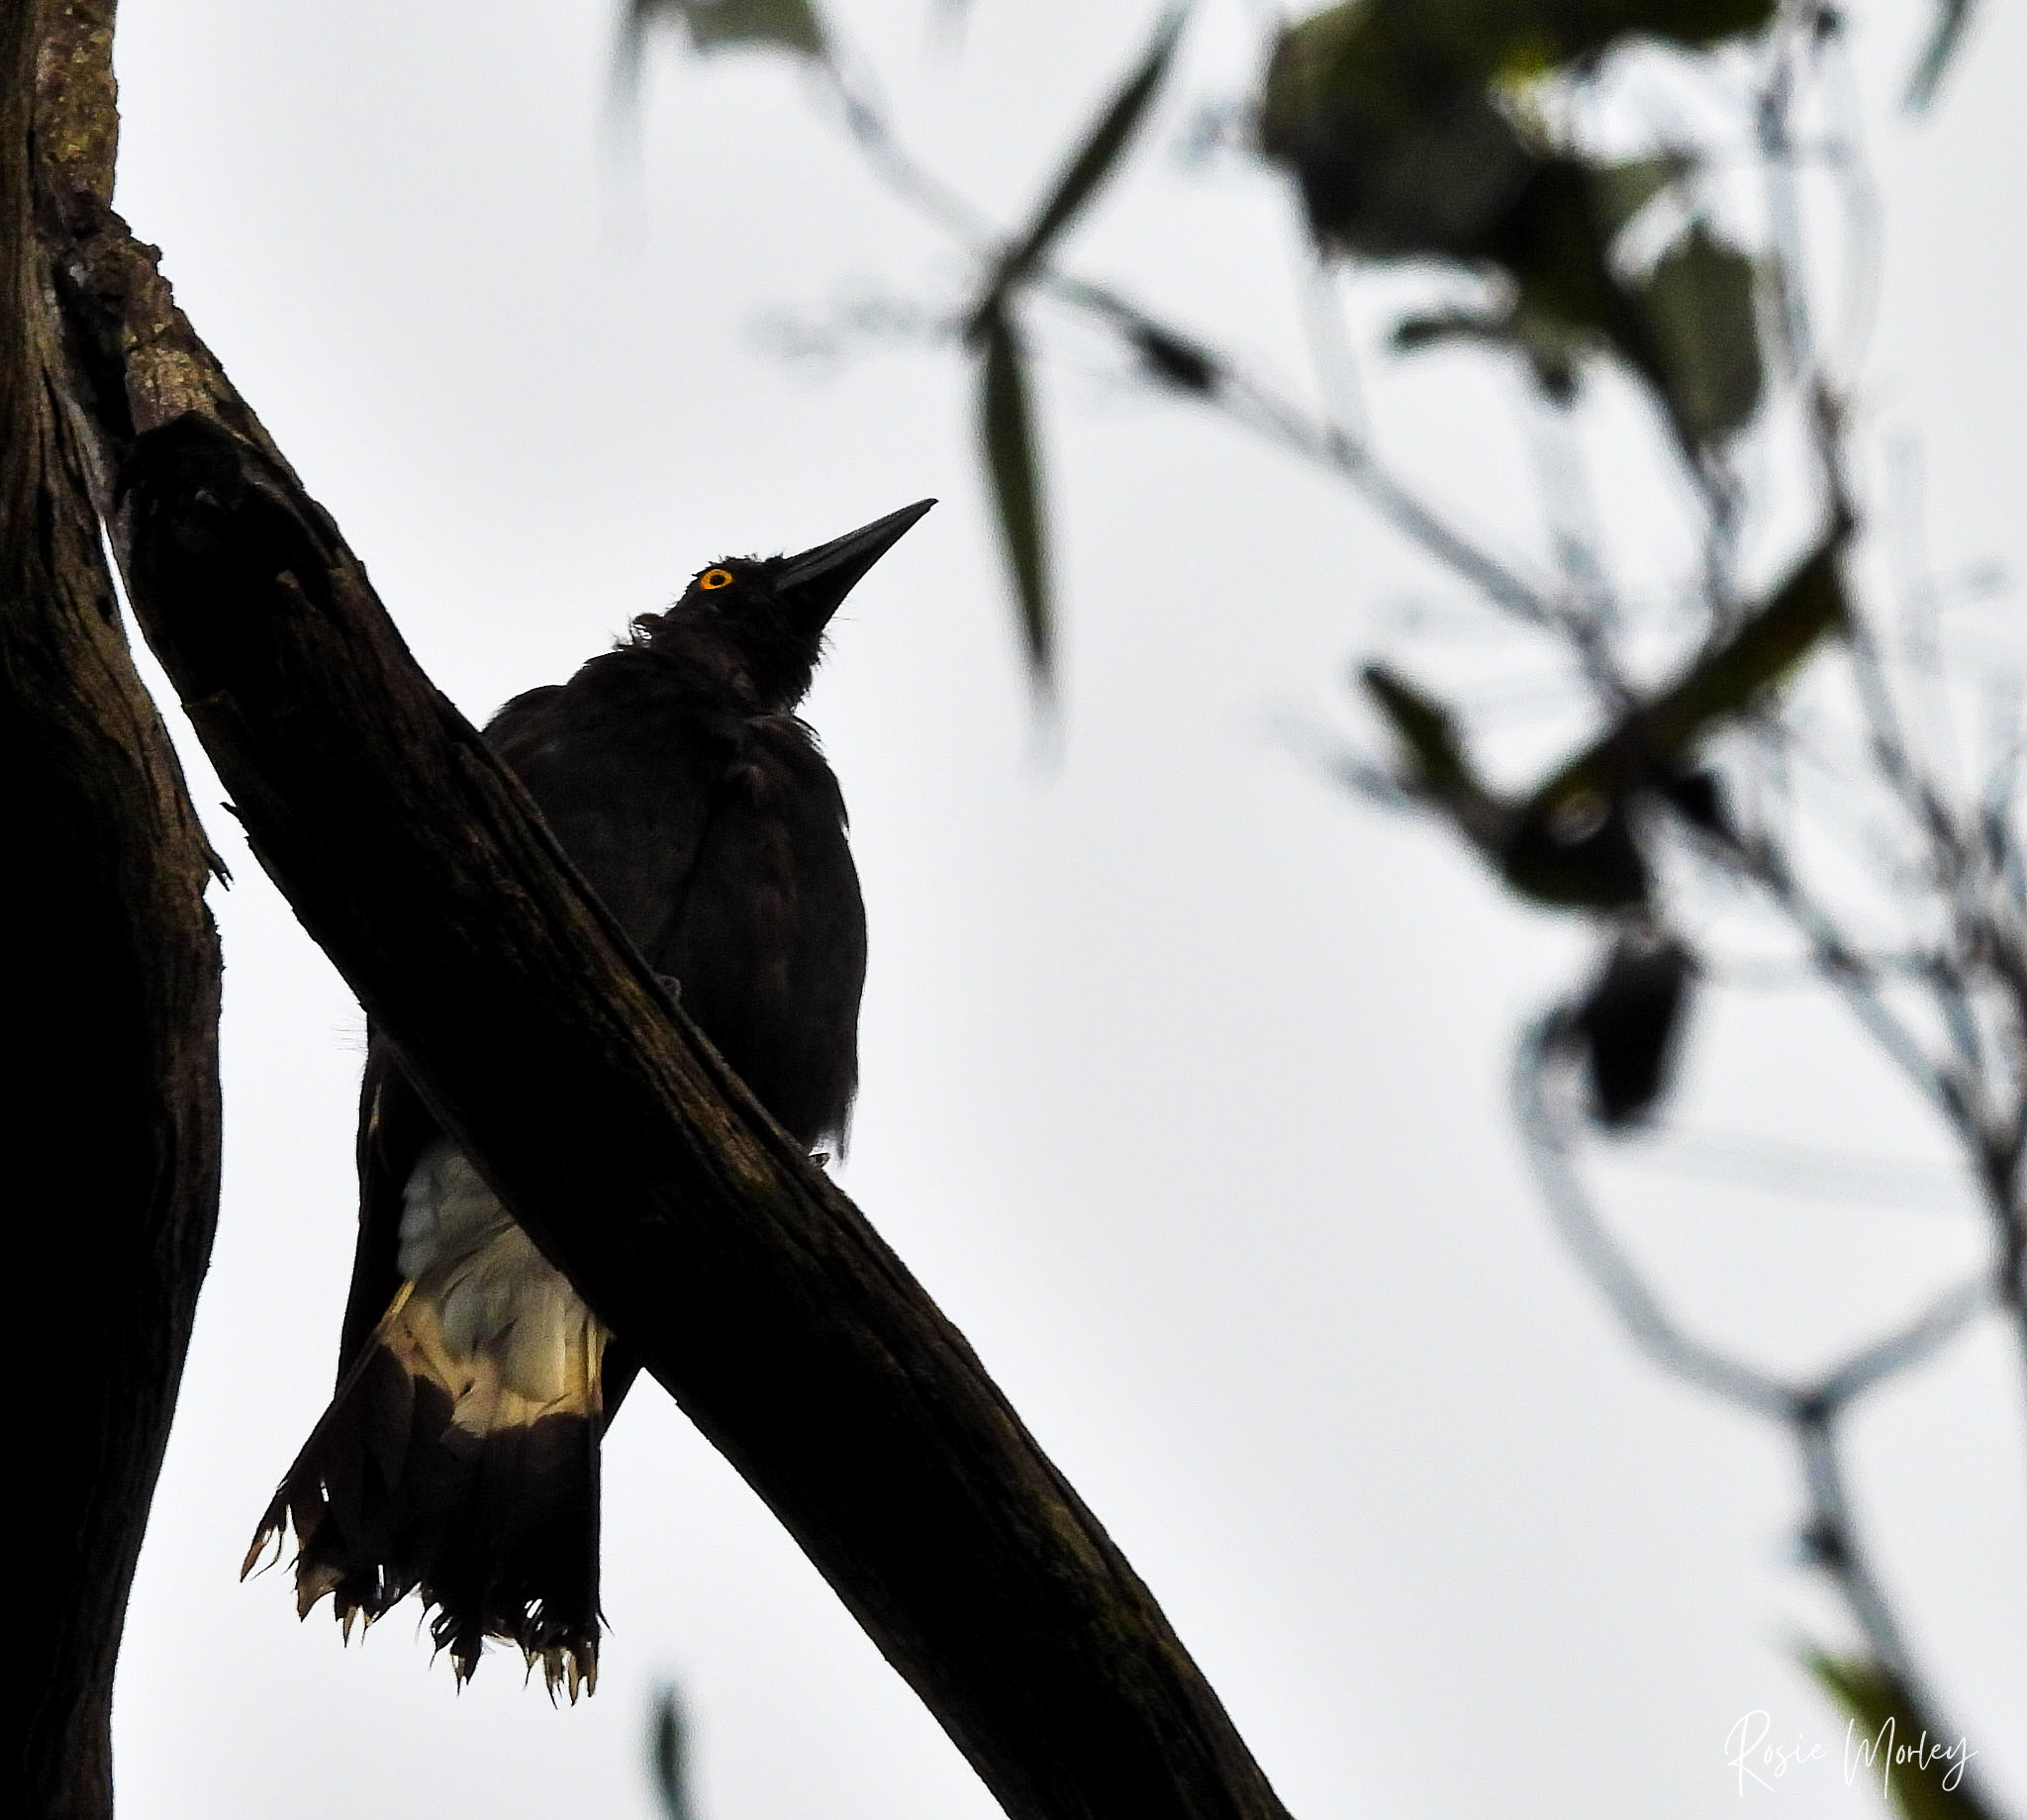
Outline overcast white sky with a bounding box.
[103,3,2022,1817]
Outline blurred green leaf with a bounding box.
[1656,764,1731,837]
[1493,159,1622,332]
[1463,183,1758,456]
[1491,158,1662,401]
[986,9,1185,305]
[1361,663,1485,802]
[1529,538,1846,819]
[1260,1,1764,268]
[1362,544,1841,913]
[1643,0,1777,45]
[1638,222,1763,447]
[1495,538,1843,908]
[1260,4,1536,261]
[1802,1651,1996,1820]
[1587,152,1689,239]
[1640,541,1845,750]
[1906,0,1974,111]
[630,0,825,57]
[1387,158,1661,409]
[648,1685,696,1820]
[977,305,1052,681]
[1391,308,1505,352]
[1362,661,1647,908]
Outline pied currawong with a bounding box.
[246,501,934,1697]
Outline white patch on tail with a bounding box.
[393,1141,607,1432]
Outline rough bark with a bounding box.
[25,8,1294,1820]
[6,3,223,1814]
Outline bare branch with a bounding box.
[1809,1278,1989,1411]
[1513,1018,1799,1420]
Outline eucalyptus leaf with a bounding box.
[1564,0,1774,55]
[1906,0,1974,111]
[973,8,1183,329]
[1801,1651,1997,1820]
[1259,4,1535,260]
[630,0,825,57]
[1394,300,1585,404]
[1639,223,1763,447]
[1406,156,1659,409]
[1359,663,1566,891]
[1391,308,1509,352]
[1536,0,1774,60]
[977,307,1052,681]
[1496,538,1843,908]
[1277,0,1773,100]
[1361,663,1482,801]
[1641,541,1846,750]
[1261,1,1765,265]
[648,1686,696,1820]
[1395,301,1590,404]
[1526,538,1846,821]
[1587,153,1690,240]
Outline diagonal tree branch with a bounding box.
[29,12,1294,1820]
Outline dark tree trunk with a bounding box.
[5,5,224,1814]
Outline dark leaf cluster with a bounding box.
[1260,0,1770,454]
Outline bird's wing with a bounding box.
[651,713,867,1152]
[337,655,727,1400]
[336,1029,434,1378]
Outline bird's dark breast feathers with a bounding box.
[489,642,866,1148]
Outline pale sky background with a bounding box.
[102,2,2022,1817]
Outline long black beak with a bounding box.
[774,499,935,629]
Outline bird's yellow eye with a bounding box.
[699,567,734,591]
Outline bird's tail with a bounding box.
[245,1148,608,1698]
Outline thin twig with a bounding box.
[1810,1277,1989,1410]
[1513,1016,1799,1420]
[1517,1018,2000,1803]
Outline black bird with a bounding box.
[245,501,933,1697]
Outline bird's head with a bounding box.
[635,499,934,709]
